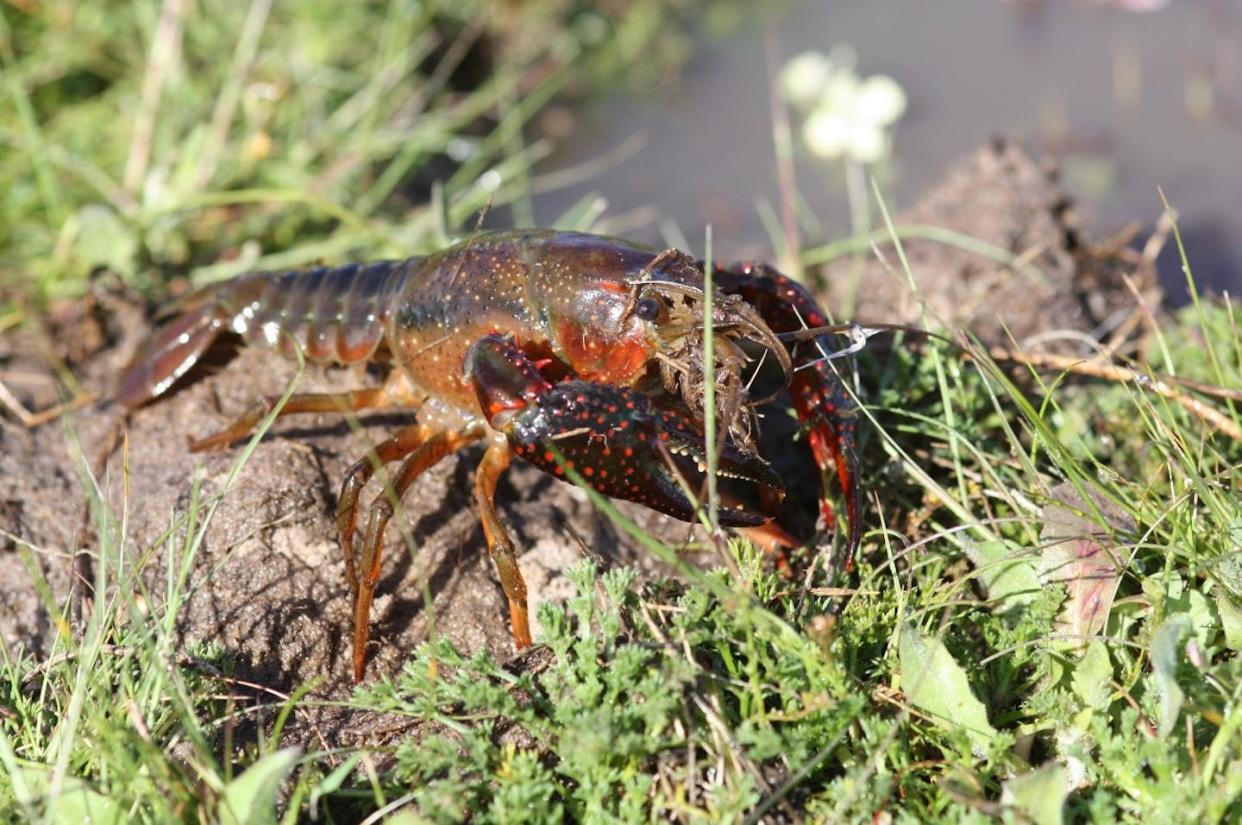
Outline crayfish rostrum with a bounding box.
[118,230,860,680]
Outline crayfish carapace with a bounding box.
[118,230,860,681]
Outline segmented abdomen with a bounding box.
[221,260,412,363]
[117,260,415,407]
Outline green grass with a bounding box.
[0,0,703,302]
[3,1,1242,822]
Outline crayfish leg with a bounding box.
[188,388,386,452]
[188,368,427,452]
[473,438,533,652]
[735,522,800,577]
[348,427,481,683]
[337,423,439,599]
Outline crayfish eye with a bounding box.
[635,296,662,322]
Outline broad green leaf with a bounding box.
[1150,616,1190,738]
[1213,546,1242,651]
[1142,570,1186,610]
[1001,762,1067,825]
[1071,640,1113,711]
[45,779,124,825]
[1218,594,1242,651]
[14,768,122,825]
[964,539,1041,612]
[897,625,997,752]
[73,204,137,275]
[217,747,302,825]
[1181,588,1217,644]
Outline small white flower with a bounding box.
[1108,0,1172,11]
[845,121,890,164]
[783,49,907,164]
[803,110,850,160]
[853,75,907,127]
[820,71,860,113]
[780,51,835,110]
[478,169,503,193]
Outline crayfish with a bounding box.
[118,230,860,681]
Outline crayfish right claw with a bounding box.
[504,380,785,528]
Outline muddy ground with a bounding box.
[0,140,1153,747]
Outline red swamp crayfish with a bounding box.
[117,230,861,681]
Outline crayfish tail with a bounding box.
[116,305,227,408]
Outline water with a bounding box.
[533,0,1242,300]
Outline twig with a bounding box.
[123,697,153,743]
[0,378,95,428]
[21,643,134,685]
[1101,214,1170,359]
[986,346,1242,442]
[70,409,130,632]
[0,378,34,424]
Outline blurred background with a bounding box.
[3,0,1238,303]
[532,0,1242,300]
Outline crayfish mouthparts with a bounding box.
[642,281,792,455]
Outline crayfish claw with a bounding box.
[507,381,784,527]
[484,397,778,533]
[714,261,864,569]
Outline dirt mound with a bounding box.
[838,138,1150,346]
